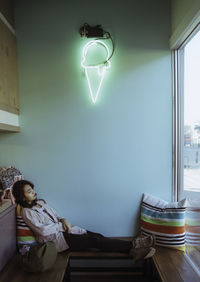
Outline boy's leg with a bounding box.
[63,230,132,253]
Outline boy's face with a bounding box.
[23,184,37,204]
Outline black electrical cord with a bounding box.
[102,31,115,64]
[93,31,115,65]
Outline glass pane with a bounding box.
[184,30,200,192]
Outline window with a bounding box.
[174,25,200,201]
[173,24,200,275]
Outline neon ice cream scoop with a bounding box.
[81,40,111,103]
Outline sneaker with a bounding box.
[132,234,155,249]
[130,247,156,262]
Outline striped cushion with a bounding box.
[16,204,37,248]
[140,194,187,251]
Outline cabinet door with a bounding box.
[0,19,19,114]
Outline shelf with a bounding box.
[0,123,20,132]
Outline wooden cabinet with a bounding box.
[0,19,19,115]
[0,0,20,132]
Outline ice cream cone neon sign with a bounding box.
[81,40,111,103]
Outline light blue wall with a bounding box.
[0,0,172,236]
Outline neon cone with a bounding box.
[85,66,106,103]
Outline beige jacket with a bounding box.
[21,200,69,252]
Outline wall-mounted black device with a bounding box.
[79,23,104,38]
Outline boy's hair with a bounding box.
[12,180,37,208]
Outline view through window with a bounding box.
[178,27,200,274]
[183,29,200,195]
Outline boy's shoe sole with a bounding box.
[144,247,156,259]
[130,247,156,262]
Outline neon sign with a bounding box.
[81,40,111,103]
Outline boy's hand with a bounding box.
[60,218,72,232]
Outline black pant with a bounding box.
[63,230,132,253]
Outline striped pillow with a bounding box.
[140,194,187,251]
[16,204,37,249]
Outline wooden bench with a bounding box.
[0,240,147,282]
[0,251,70,282]
[151,246,200,282]
[4,204,198,281]
[0,204,146,282]
[2,244,199,282]
[0,228,150,282]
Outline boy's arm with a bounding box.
[59,218,72,232]
[21,208,65,237]
[44,203,72,232]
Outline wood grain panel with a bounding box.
[0,0,15,28]
[153,246,200,282]
[0,18,19,114]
